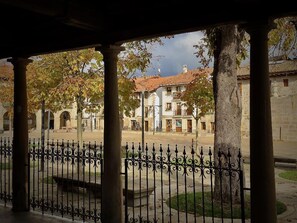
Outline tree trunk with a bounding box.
[195,116,199,154]
[76,98,83,174]
[213,25,242,203]
[9,113,13,140]
[77,109,83,148]
[41,100,45,171]
[119,113,123,149]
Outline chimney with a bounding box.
[182,64,188,73]
[157,68,161,76]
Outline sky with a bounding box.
[139,31,206,77]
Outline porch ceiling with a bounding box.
[0,0,296,59]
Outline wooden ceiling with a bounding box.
[0,0,296,59]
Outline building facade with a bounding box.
[239,59,297,142]
[123,67,215,135]
[1,60,296,142]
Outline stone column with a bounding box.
[96,45,124,223]
[245,20,277,222]
[8,57,32,212]
[54,112,60,130]
[35,110,42,131]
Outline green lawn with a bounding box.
[166,191,286,219]
[42,176,55,184]
[0,161,38,170]
[279,170,297,181]
[0,162,12,169]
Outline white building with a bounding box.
[123,67,215,135]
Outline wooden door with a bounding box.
[166,119,172,132]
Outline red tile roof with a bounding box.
[135,68,213,92]
[134,75,171,92]
[160,68,212,86]
[237,59,297,80]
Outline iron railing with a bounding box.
[0,138,246,223]
[0,138,12,205]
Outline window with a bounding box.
[144,92,149,99]
[176,103,182,115]
[176,86,181,92]
[211,122,215,133]
[145,107,148,118]
[283,79,289,87]
[176,119,182,127]
[166,103,172,111]
[238,82,242,96]
[166,87,172,94]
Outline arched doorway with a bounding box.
[60,111,71,129]
[28,113,36,130]
[45,111,54,129]
[3,112,10,131]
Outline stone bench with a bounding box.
[244,156,297,168]
[274,156,297,168]
[52,175,155,207]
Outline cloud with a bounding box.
[144,31,205,76]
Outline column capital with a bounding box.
[7,57,33,67]
[242,19,276,35]
[96,44,125,58]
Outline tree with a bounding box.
[181,71,214,153]
[269,16,297,59]
[29,48,104,146]
[193,16,297,203]
[29,39,165,144]
[0,62,14,138]
[211,25,244,203]
[194,25,246,203]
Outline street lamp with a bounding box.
[141,90,145,152]
[152,104,162,135]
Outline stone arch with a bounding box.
[60,111,71,129]
[28,113,36,130]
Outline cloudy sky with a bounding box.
[139,31,206,77]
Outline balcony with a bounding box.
[173,109,182,116]
[173,109,193,116]
[172,92,182,100]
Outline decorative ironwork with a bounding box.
[125,143,245,223]
[0,137,246,223]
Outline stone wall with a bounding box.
[240,74,297,142]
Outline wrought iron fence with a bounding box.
[0,138,246,223]
[124,143,246,223]
[28,139,104,222]
[0,138,12,205]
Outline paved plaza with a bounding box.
[19,129,297,160]
[1,129,294,159]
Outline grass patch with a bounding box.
[42,176,54,184]
[85,171,101,177]
[167,192,286,219]
[1,162,37,169]
[279,170,297,181]
[0,162,12,169]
